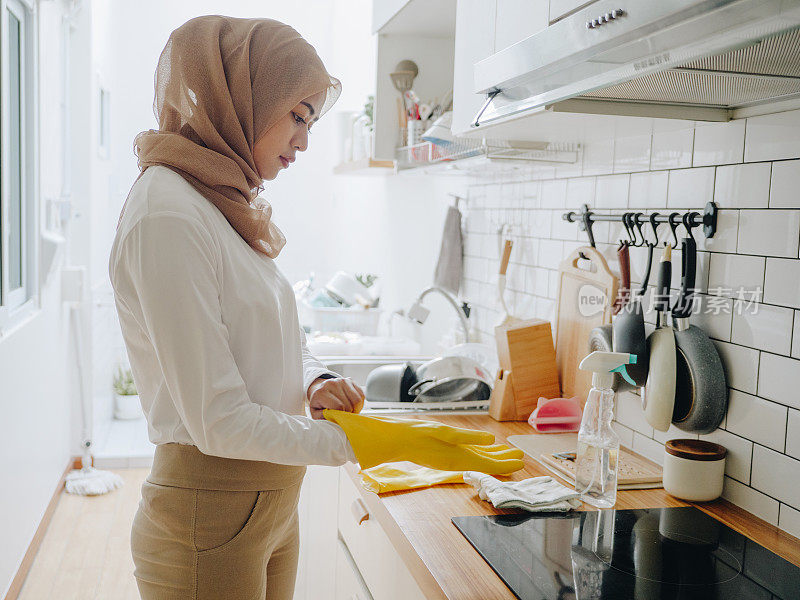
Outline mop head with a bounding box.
[65,467,123,496]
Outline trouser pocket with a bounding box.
[193,488,261,553]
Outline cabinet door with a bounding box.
[494,0,549,52]
[337,468,426,600]
[294,466,340,600]
[335,537,374,600]
[451,0,497,136]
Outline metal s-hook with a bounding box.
[668,212,681,247]
[682,212,696,241]
[620,213,631,245]
[623,213,637,246]
[633,213,646,247]
[649,212,661,247]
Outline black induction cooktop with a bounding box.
[452,506,800,600]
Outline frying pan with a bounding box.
[612,215,656,387]
[641,244,675,432]
[671,235,728,433]
[592,216,636,388]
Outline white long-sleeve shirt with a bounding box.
[109,165,354,466]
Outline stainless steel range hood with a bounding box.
[472,0,800,129]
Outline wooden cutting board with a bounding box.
[554,246,618,402]
[508,433,663,490]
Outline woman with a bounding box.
[111,14,522,600]
[110,16,361,599]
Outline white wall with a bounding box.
[0,2,76,595]
[92,0,457,390]
[458,110,800,539]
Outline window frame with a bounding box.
[98,84,110,159]
[0,0,39,330]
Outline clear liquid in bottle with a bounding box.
[575,386,620,508]
[575,441,619,508]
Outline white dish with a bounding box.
[326,271,373,306]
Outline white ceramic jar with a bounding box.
[663,439,727,502]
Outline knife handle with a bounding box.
[500,240,513,276]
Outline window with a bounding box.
[1,0,36,314]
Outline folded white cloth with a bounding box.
[463,472,582,512]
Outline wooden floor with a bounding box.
[18,468,148,600]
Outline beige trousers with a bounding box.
[131,444,307,600]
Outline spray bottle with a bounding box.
[575,351,637,508]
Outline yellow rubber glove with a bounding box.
[323,409,525,475]
[360,464,465,494]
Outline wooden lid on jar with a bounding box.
[665,439,727,461]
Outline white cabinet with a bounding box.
[370,0,456,162]
[451,0,550,136]
[494,0,549,52]
[294,466,340,600]
[372,0,411,33]
[451,0,496,136]
[336,468,426,600]
[335,537,374,600]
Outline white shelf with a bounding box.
[333,157,395,176]
[395,140,582,173]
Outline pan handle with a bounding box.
[655,246,672,315]
[673,237,697,318]
[637,242,654,297]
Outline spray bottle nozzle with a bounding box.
[579,351,638,389]
[610,363,636,385]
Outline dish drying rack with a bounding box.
[364,399,490,411]
[395,139,581,171]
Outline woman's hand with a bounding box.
[308,377,365,420]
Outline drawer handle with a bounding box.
[350,498,369,525]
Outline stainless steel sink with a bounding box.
[317,355,431,387]
[317,355,491,414]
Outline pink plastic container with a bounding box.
[527,397,583,433]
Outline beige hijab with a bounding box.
[128,15,341,257]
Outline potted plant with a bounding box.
[113,366,141,420]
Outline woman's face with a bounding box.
[253,92,324,181]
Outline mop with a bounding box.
[65,304,123,496]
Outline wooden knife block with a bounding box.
[489,319,561,421]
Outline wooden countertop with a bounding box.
[343,414,800,600]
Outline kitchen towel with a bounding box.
[433,205,463,295]
[463,472,581,512]
[360,463,465,494]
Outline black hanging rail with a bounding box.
[562,202,718,248]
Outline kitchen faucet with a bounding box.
[407,286,470,343]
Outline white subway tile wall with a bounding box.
[770,160,800,208]
[459,109,800,533]
[650,119,694,170]
[794,313,800,358]
[713,162,771,209]
[693,120,745,166]
[737,210,800,257]
[780,504,800,540]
